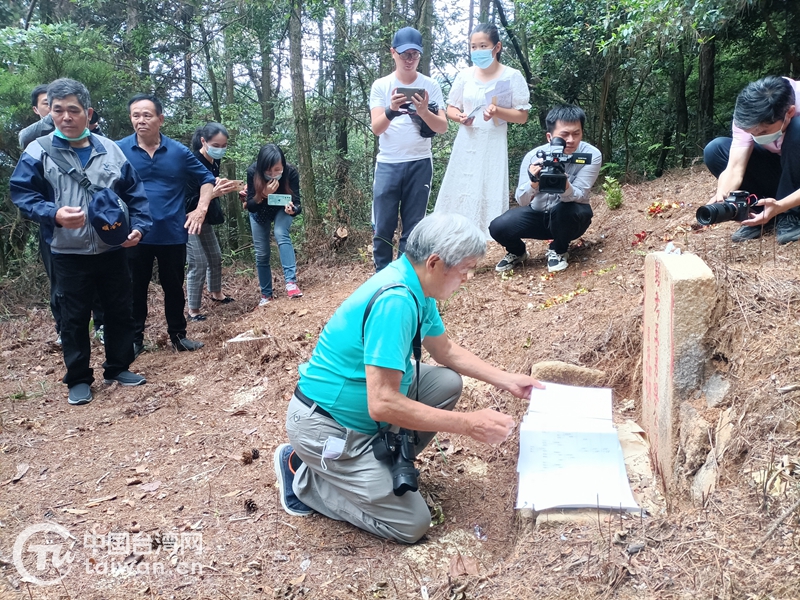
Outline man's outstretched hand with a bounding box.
[465,409,516,445]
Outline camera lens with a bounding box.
[696,202,737,225]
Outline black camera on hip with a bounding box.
[372,428,420,496]
[695,190,760,226]
[530,136,593,194]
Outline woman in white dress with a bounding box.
[434,24,531,239]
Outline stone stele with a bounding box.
[642,252,716,495]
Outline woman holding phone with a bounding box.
[433,23,530,239]
[185,122,239,321]
[246,144,303,306]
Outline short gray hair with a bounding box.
[733,76,795,129]
[405,213,486,267]
[47,78,91,112]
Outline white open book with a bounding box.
[516,382,640,512]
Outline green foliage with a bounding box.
[602,175,623,210]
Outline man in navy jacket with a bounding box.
[11,78,152,406]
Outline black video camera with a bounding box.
[531,137,593,194]
[372,428,420,496]
[695,190,760,226]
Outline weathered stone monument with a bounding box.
[642,252,717,498]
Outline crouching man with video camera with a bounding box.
[489,105,602,273]
[273,213,542,543]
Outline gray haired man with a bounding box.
[704,75,800,243]
[273,213,542,543]
[10,78,152,406]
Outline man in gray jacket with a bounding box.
[489,105,602,273]
[10,78,152,406]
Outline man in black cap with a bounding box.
[10,78,152,406]
[369,26,447,271]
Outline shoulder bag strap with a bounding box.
[38,137,101,194]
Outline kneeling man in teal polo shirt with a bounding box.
[273,212,543,543]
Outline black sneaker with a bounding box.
[273,443,313,517]
[776,213,800,245]
[495,251,528,272]
[104,370,147,386]
[133,342,145,359]
[68,383,93,406]
[172,337,204,352]
[731,221,774,242]
[546,249,569,272]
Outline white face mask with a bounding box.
[751,115,787,145]
[751,129,783,145]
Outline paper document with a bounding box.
[515,382,640,512]
[485,80,512,125]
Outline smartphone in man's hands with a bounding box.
[396,87,426,102]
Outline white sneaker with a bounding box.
[495,251,528,272]
[258,295,272,307]
[546,249,569,273]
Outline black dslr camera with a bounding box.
[530,137,593,194]
[372,429,420,496]
[695,190,760,226]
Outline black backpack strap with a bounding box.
[38,136,100,194]
[362,283,423,435]
[362,283,422,362]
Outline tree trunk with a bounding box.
[333,0,349,219]
[697,37,715,147]
[379,0,393,76]
[181,4,194,118]
[416,0,432,76]
[479,0,489,22]
[673,45,689,168]
[199,21,222,122]
[467,0,474,64]
[289,0,319,226]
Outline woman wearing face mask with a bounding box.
[434,23,530,239]
[185,122,239,321]
[246,144,303,306]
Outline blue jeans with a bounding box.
[250,211,297,298]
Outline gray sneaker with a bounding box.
[68,383,93,406]
[94,325,105,345]
[172,337,204,352]
[731,221,774,242]
[776,213,800,245]
[495,251,528,272]
[104,370,146,386]
[546,249,569,272]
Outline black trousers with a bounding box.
[52,249,134,387]
[704,114,800,215]
[128,243,188,345]
[372,158,433,271]
[39,227,104,334]
[489,202,594,256]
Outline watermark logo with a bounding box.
[12,522,75,586]
[13,524,204,585]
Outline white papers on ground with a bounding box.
[516,382,640,512]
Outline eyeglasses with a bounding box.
[398,51,421,62]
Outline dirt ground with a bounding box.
[2,166,800,599]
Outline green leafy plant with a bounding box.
[603,176,623,210]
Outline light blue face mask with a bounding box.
[206,145,227,160]
[471,47,495,69]
[265,173,283,181]
[54,128,91,142]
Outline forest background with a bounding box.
[0,0,799,288]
